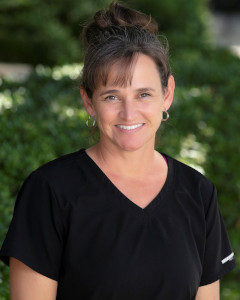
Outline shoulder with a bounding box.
[165,154,213,190]
[24,149,88,192]
[36,148,85,175]
[164,154,215,210]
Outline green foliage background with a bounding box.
[0,0,239,299]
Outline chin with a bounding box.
[114,141,147,152]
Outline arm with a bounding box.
[195,280,220,300]
[10,257,58,300]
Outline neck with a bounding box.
[87,142,160,178]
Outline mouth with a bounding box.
[116,123,144,130]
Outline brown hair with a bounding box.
[80,2,171,98]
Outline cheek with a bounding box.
[148,104,163,128]
[95,106,117,125]
[143,102,162,117]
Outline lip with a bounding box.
[115,123,145,132]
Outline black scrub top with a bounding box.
[0,149,236,299]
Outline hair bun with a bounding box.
[83,2,158,44]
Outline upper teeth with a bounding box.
[117,124,143,130]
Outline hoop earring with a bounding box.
[161,108,169,121]
[86,115,96,127]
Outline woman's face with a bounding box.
[81,54,175,153]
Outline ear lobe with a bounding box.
[80,88,95,116]
[163,75,175,111]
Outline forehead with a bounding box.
[97,53,161,90]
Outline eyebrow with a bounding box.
[136,88,156,93]
[99,87,156,97]
[99,89,119,97]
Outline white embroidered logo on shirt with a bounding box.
[221,252,234,264]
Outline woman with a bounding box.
[0,2,236,299]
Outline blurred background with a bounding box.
[0,0,239,299]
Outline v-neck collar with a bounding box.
[79,148,174,215]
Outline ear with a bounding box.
[80,87,96,116]
[162,75,175,111]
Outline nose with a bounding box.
[119,99,136,121]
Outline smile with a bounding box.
[116,124,144,130]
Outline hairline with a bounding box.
[90,52,166,98]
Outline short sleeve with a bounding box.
[199,184,236,286]
[0,170,64,281]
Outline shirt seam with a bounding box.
[199,259,236,286]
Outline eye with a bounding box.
[139,93,151,98]
[105,95,117,101]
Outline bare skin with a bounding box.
[81,54,220,298]
[196,280,220,299]
[10,257,220,299]
[10,55,220,299]
[10,257,57,300]
[86,146,168,209]
[81,54,175,209]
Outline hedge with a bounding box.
[0,0,240,299]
